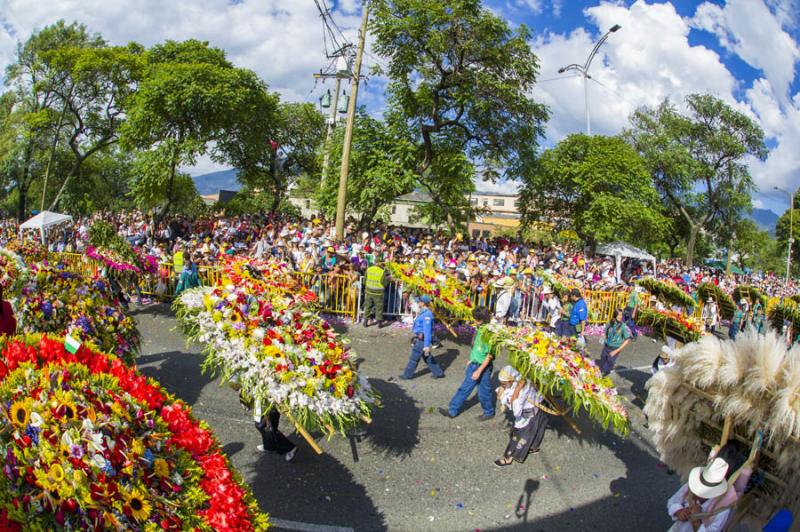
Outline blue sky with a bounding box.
[1,0,798,214]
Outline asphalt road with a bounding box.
[133,305,682,532]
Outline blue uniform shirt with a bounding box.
[413,308,434,348]
[570,298,588,326]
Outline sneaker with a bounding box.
[431,373,445,379]
[476,414,495,422]
[285,448,296,462]
[256,444,265,452]
[438,407,455,419]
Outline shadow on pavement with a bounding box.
[245,437,387,531]
[137,350,214,406]
[365,378,420,457]
[617,369,650,410]
[415,348,460,376]
[491,419,679,531]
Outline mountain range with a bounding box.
[192,169,240,196]
[191,169,782,235]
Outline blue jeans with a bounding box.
[448,362,495,416]
[403,339,444,379]
[623,308,638,338]
[729,324,739,340]
[598,344,617,376]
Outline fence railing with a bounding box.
[48,252,787,325]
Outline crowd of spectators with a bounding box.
[0,211,796,306]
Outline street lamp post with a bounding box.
[775,186,796,284]
[558,24,621,136]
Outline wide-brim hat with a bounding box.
[498,365,520,382]
[688,457,729,499]
[542,286,553,295]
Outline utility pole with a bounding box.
[334,0,369,242]
[318,76,342,187]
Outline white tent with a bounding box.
[596,241,657,282]
[19,211,73,245]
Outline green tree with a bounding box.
[775,193,799,277]
[371,0,549,227]
[625,94,767,267]
[519,134,668,249]
[121,39,267,229]
[217,101,324,213]
[315,109,416,227]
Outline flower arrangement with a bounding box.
[538,270,579,296]
[174,258,374,437]
[15,265,140,365]
[635,307,703,344]
[768,302,799,335]
[636,277,696,310]
[5,240,47,264]
[87,222,157,276]
[0,247,26,293]
[483,324,629,435]
[0,333,268,531]
[697,282,736,320]
[385,262,474,321]
[732,285,768,311]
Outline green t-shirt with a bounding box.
[627,291,639,309]
[469,325,493,364]
[560,301,573,322]
[605,322,631,349]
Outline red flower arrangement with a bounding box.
[0,334,268,531]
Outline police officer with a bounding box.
[363,259,388,328]
[401,294,445,380]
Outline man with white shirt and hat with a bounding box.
[666,457,732,531]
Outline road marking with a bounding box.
[269,518,355,532]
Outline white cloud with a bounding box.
[514,0,543,15]
[530,1,736,141]
[474,177,521,196]
[690,0,800,105]
[0,0,365,104]
[529,0,799,207]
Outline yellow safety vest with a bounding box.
[365,265,385,292]
[173,251,184,272]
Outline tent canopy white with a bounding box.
[596,241,657,281]
[19,211,73,244]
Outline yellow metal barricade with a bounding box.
[291,272,357,318]
[584,291,629,325]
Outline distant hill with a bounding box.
[191,169,240,195]
[748,208,780,236]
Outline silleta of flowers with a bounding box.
[175,257,374,437]
[385,261,474,321]
[636,307,703,344]
[5,240,47,264]
[15,265,140,365]
[484,324,629,435]
[0,247,26,292]
[0,334,268,531]
[636,277,696,310]
[87,221,157,277]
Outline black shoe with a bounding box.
[438,407,455,419]
[431,373,445,379]
[476,414,495,422]
[378,321,388,329]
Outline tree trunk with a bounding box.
[269,190,282,214]
[685,223,701,268]
[17,182,28,223]
[17,141,35,221]
[725,239,733,276]
[153,157,178,231]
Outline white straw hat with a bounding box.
[688,457,729,499]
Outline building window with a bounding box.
[493,199,505,207]
[472,230,480,239]
[391,206,397,215]
[514,200,520,208]
[469,197,478,205]
[482,230,491,238]
[305,200,311,209]
[482,200,489,207]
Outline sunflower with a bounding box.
[153,458,169,478]
[123,488,152,522]
[9,400,29,427]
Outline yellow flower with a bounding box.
[9,400,29,427]
[49,463,65,483]
[153,458,169,478]
[124,489,152,522]
[131,438,145,456]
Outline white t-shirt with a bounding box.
[666,484,730,532]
